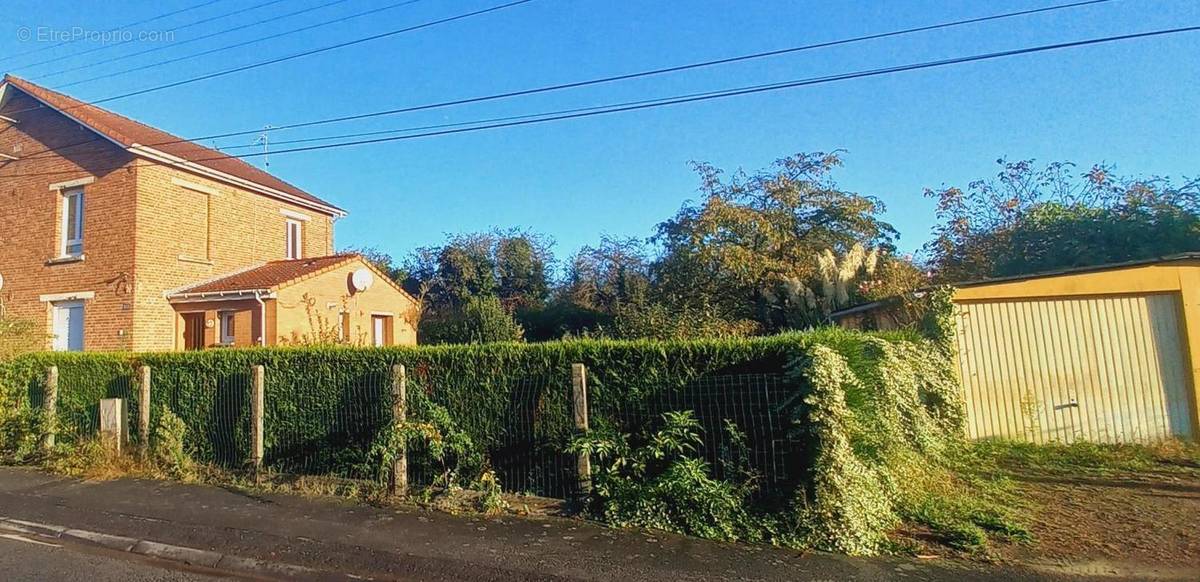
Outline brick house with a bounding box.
[0,75,417,351]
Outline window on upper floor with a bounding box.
[60,187,84,257]
[285,219,302,260]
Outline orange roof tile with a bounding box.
[1,74,344,215]
[172,254,358,296]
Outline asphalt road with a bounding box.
[1,466,1170,582]
[0,531,224,581]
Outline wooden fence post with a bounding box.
[571,363,591,498]
[250,365,265,479]
[42,366,58,451]
[138,365,151,450]
[390,364,408,496]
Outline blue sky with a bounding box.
[2,0,1197,264]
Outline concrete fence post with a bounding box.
[99,398,126,453]
[250,365,265,479]
[571,363,591,498]
[138,365,151,450]
[389,364,408,496]
[42,366,58,451]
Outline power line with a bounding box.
[38,0,369,83]
[49,0,427,88]
[0,0,227,65]
[2,24,1195,179]
[191,0,1119,142]
[196,26,1200,159]
[47,0,537,110]
[5,0,1119,152]
[12,0,292,73]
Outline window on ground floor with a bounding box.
[219,311,236,345]
[371,314,392,347]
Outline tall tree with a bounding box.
[563,236,651,314]
[925,159,1199,281]
[653,151,896,330]
[495,231,553,309]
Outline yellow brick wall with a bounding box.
[0,91,139,351]
[131,159,336,351]
[271,258,417,347]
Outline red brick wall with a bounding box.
[0,87,339,352]
[0,90,138,351]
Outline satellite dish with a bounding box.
[0,272,4,291]
[350,268,374,292]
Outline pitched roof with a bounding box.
[171,254,358,296]
[0,74,344,216]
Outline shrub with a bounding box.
[421,296,525,344]
[0,401,43,463]
[151,408,194,479]
[570,411,782,543]
[609,302,759,340]
[0,314,43,361]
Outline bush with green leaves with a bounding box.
[571,410,784,544]
[609,302,759,340]
[420,296,525,345]
[151,408,194,479]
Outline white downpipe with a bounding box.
[254,292,267,346]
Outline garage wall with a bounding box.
[955,293,1193,443]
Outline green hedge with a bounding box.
[0,326,964,555]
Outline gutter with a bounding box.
[167,289,276,303]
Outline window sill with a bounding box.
[178,255,214,266]
[45,254,85,265]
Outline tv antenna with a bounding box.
[254,125,275,167]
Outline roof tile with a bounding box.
[2,74,343,214]
[172,254,358,296]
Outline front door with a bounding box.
[52,301,84,351]
[182,313,206,350]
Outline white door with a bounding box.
[52,301,84,352]
[956,293,1192,443]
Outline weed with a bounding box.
[476,469,508,515]
[150,408,194,479]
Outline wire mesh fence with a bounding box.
[53,372,139,445]
[407,374,574,498]
[35,362,800,500]
[594,372,797,495]
[160,368,251,469]
[263,367,393,481]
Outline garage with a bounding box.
[834,253,1200,444]
[956,293,1192,443]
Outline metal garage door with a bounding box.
[955,293,1193,443]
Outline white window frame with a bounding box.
[285,219,302,260]
[60,187,84,257]
[219,311,236,345]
